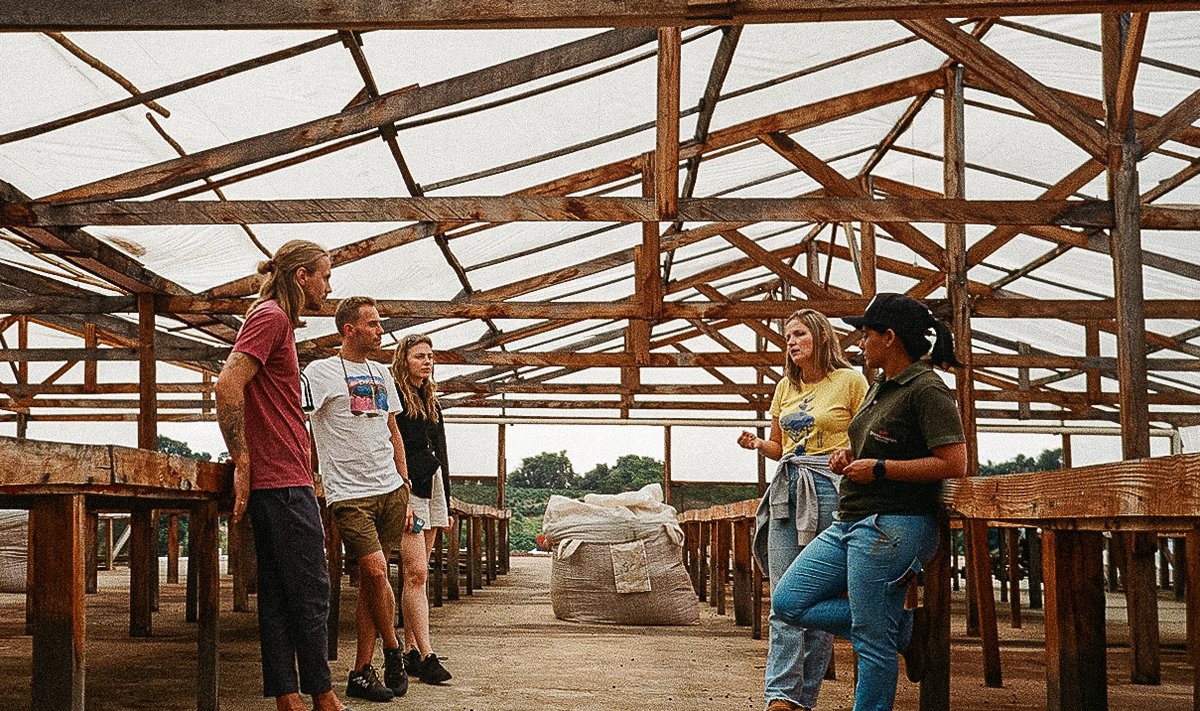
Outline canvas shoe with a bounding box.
[382,646,409,697]
[416,653,452,684]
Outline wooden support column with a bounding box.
[166,514,180,584]
[663,426,673,508]
[947,62,1000,688]
[496,423,506,509]
[85,511,99,594]
[920,518,952,711]
[1007,528,1022,628]
[751,547,764,641]
[446,515,460,601]
[486,517,497,584]
[716,521,730,616]
[655,27,680,222]
[1103,12,1160,685]
[697,521,709,602]
[1187,526,1200,710]
[129,508,154,637]
[137,292,157,450]
[31,495,87,711]
[191,499,220,711]
[1044,529,1107,711]
[230,515,254,613]
[731,518,753,626]
[1028,528,1044,610]
[432,528,444,607]
[860,220,877,298]
[83,323,97,392]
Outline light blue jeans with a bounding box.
[764,465,839,709]
[772,513,939,711]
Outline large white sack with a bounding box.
[543,484,698,626]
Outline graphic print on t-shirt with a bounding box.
[346,374,389,415]
[779,393,817,455]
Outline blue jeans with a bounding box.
[772,514,939,711]
[765,466,839,708]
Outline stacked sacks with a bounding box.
[542,483,699,625]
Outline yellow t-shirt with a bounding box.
[769,367,869,456]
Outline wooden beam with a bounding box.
[759,131,945,266]
[1043,529,1107,711]
[10,195,1149,228]
[656,27,681,221]
[42,29,658,204]
[5,1,1195,31]
[899,18,1107,159]
[718,227,830,297]
[137,293,157,451]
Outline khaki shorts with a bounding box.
[330,486,409,561]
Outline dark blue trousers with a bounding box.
[248,486,332,697]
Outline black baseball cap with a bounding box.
[843,293,936,334]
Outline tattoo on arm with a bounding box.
[215,350,259,460]
[217,402,247,460]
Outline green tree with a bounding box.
[580,454,663,494]
[509,450,578,488]
[157,434,213,461]
[979,448,1062,476]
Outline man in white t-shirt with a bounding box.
[303,296,412,703]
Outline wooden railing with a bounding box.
[678,452,1200,711]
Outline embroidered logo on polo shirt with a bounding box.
[869,428,897,444]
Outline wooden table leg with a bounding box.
[732,518,752,626]
[130,508,154,637]
[31,494,86,711]
[446,516,460,601]
[191,500,220,711]
[920,518,951,711]
[1044,529,1106,711]
[966,520,1001,687]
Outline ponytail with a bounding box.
[929,319,962,369]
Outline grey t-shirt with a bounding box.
[839,360,965,519]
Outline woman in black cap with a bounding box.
[770,293,967,711]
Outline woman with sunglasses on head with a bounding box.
[771,294,968,711]
[737,309,868,711]
[390,334,453,685]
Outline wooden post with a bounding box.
[716,521,730,616]
[85,511,98,595]
[1007,528,1022,628]
[129,508,154,637]
[446,515,460,601]
[30,495,87,711]
[230,515,253,613]
[731,518,753,626]
[1186,526,1200,710]
[322,501,342,660]
[496,423,506,509]
[1103,13,1159,685]
[166,514,180,584]
[1027,527,1044,610]
[663,426,673,508]
[751,550,764,641]
[104,517,114,570]
[947,62,1001,689]
[655,26,680,223]
[432,528,444,607]
[486,517,497,585]
[920,518,952,711]
[191,499,220,711]
[698,520,709,603]
[1044,529,1107,711]
[137,292,157,450]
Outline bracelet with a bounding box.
[873,459,887,482]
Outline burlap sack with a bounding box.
[0,510,28,593]
[543,484,699,625]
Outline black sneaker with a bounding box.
[347,664,394,702]
[403,648,421,676]
[382,647,409,698]
[417,653,452,684]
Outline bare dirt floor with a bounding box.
[0,555,1193,711]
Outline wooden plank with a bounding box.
[944,452,1200,522]
[1043,529,1107,711]
[42,29,657,204]
[4,0,1195,30]
[0,436,112,486]
[190,499,220,711]
[30,494,86,711]
[137,293,157,451]
[718,227,830,297]
[899,18,1106,159]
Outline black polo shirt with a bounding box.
[839,360,965,519]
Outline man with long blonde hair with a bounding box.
[215,240,351,711]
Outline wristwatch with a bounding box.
[873,459,887,482]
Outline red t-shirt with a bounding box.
[233,300,312,490]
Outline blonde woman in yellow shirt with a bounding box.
[737,309,868,711]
